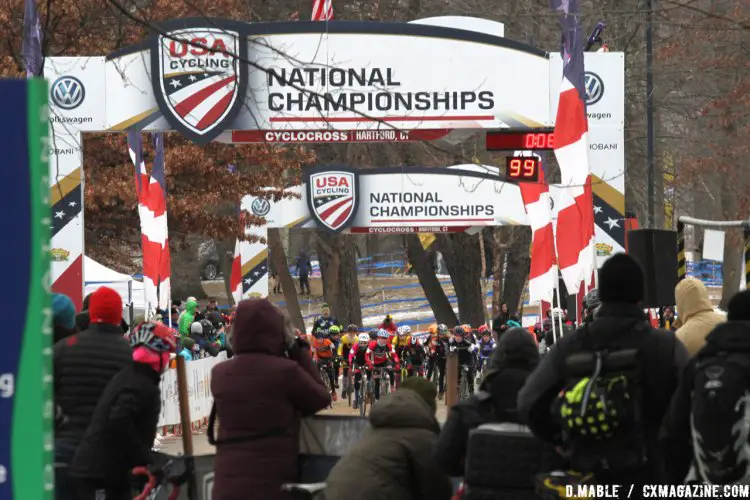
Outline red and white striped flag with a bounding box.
[519,154,556,303]
[550,0,596,294]
[128,132,171,312]
[230,239,243,304]
[311,0,333,21]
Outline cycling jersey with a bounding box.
[348,343,368,367]
[365,340,399,368]
[312,337,334,360]
[405,343,427,366]
[430,338,449,359]
[338,334,357,360]
[312,316,339,336]
[392,335,412,349]
[450,339,476,365]
[477,339,496,359]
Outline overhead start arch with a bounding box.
[44,17,624,306]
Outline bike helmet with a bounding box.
[453,326,465,336]
[329,325,341,335]
[347,324,359,332]
[377,328,389,338]
[428,323,438,335]
[506,319,522,328]
[129,322,177,353]
[437,323,448,335]
[397,325,411,336]
[461,324,471,333]
[358,333,370,343]
[477,324,489,334]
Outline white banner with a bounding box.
[158,352,226,428]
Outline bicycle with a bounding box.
[458,364,472,401]
[340,361,353,407]
[353,365,368,416]
[475,357,488,388]
[132,458,188,500]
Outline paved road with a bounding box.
[155,389,451,456]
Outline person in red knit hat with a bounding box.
[54,286,133,500]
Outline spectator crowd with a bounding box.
[49,250,750,500]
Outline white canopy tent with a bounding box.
[83,256,146,321]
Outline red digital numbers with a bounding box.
[524,132,554,149]
[506,157,539,181]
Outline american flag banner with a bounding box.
[230,238,243,304]
[21,0,43,77]
[128,131,172,312]
[518,154,556,303]
[549,0,596,293]
[311,0,333,21]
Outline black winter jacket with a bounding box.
[660,321,750,484]
[54,323,132,442]
[517,303,688,483]
[70,362,162,488]
[436,328,539,476]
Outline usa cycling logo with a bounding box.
[50,76,85,110]
[306,167,360,234]
[584,72,604,106]
[152,25,249,144]
[251,198,270,217]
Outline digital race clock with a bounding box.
[486,129,555,151]
[505,156,540,182]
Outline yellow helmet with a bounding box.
[428,323,438,335]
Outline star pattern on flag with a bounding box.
[163,72,217,96]
[594,205,602,214]
[242,260,269,293]
[314,195,340,207]
[604,217,620,229]
[51,181,82,238]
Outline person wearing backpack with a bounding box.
[517,253,688,487]
[660,289,750,485]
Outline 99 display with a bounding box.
[505,156,540,182]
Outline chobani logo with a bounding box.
[596,243,613,256]
[51,248,70,262]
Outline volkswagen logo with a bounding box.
[584,72,604,106]
[50,76,85,110]
[251,198,270,217]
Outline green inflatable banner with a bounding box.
[0,78,53,500]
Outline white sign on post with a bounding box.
[703,229,725,262]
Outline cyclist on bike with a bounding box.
[348,333,371,410]
[338,325,358,397]
[405,335,428,377]
[311,303,339,336]
[365,329,399,400]
[450,326,477,397]
[427,323,450,399]
[329,325,342,390]
[475,326,495,375]
[393,325,412,361]
[70,323,177,500]
[311,329,337,401]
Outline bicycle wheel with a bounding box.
[345,374,352,407]
[359,381,367,417]
[459,369,468,400]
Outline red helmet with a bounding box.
[477,325,489,334]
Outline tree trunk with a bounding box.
[719,173,742,309]
[502,227,532,316]
[171,240,208,301]
[213,239,235,305]
[316,231,362,326]
[405,234,457,326]
[491,227,508,318]
[438,232,485,327]
[269,228,305,331]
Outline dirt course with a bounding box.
[155,387,451,457]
